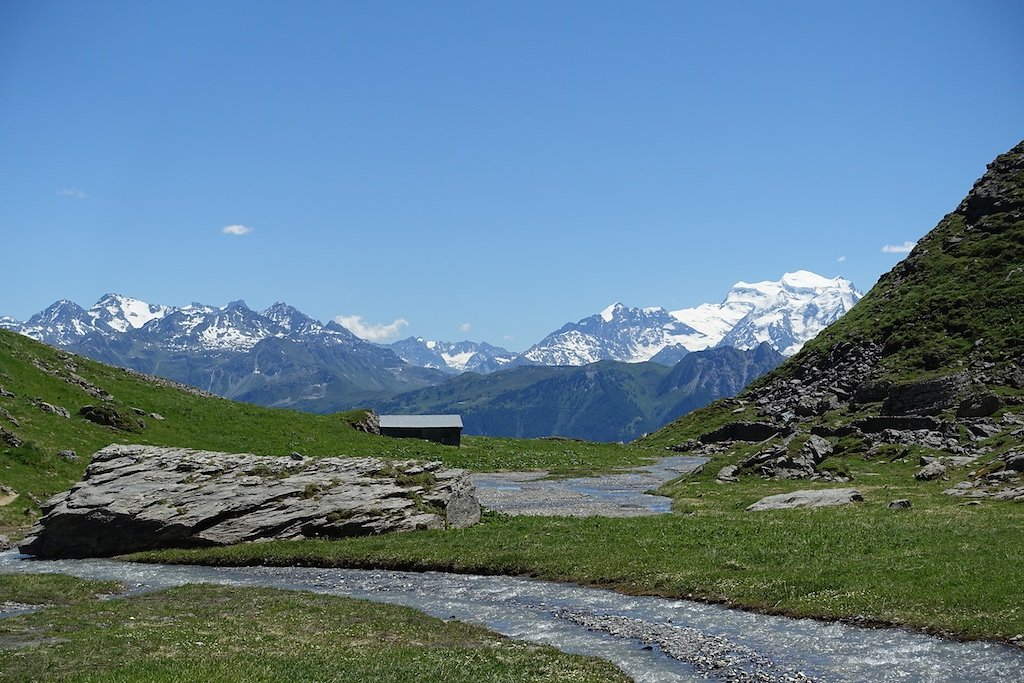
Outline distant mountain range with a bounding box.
[518,271,861,367]
[1,269,859,439]
[387,338,517,375]
[374,343,785,442]
[0,295,447,409]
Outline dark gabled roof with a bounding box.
[379,414,463,429]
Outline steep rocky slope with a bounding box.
[641,140,1024,501]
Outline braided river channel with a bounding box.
[2,551,1022,682]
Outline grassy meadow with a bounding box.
[0,582,629,682]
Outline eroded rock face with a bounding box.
[19,445,480,559]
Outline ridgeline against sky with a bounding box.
[1,2,1021,349]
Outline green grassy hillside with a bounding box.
[0,328,649,535]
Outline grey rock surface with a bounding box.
[888,499,913,510]
[957,392,1004,418]
[915,461,947,481]
[35,400,70,418]
[0,426,21,448]
[716,464,739,482]
[746,488,863,512]
[19,444,480,558]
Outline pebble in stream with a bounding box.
[558,608,816,683]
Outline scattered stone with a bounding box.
[78,404,146,431]
[888,499,913,510]
[0,426,21,448]
[19,444,481,558]
[965,420,1002,440]
[746,488,863,512]
[0,535,11,551]
[65,373,113,400]
[56,449,78,462]
[957,392,1004,418]
[34,400,70,419]
[129,407,147,416]
[737,434,835,480]
[915,461,947,481]
[289,451,304,461]
[0,485,18,507]
[0,407,19,427]
[716,465,739,483]
[1004,452,1024,472]
[0,384,13,398]
[149,412,165,421]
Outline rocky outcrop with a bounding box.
[19,445,481,558]
[746,488,863,512]
[347,410,381,435]
[957,393,1003,418]
[881,374,969,416]
[737,434,837,481]
[915,461,947,481]
[35,400,70,418]
[0,426,21,448]
[699,422,790,444]
[78,404,146,431]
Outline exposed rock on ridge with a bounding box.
[644,140,1024,492]
[19,445,481,558]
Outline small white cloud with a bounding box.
[459,322,472,333]
[335,314,409,342]
[503,335,515,342]
[837,255,847,263]
[57,187,87,199]
[222,224,253,236]
[882,241,916,254]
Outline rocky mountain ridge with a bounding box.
[642,140,1024,502]
[520,271,861,367]
[0,296,447,410]
[388,338,517,375]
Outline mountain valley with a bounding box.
[1,271,858,440]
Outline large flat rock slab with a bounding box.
[19,445,480,558]
[746,488,864,512]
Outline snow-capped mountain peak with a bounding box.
[673,271,862,356]
[522,304,702,366]
[89,293,170,334]
[522,270,862,367]
[389,337,516,374]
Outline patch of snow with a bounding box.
[441,350,476,372]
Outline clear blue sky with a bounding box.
[2,1,1021,350]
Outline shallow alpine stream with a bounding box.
[2,552,1022,682]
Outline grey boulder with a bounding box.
[746,488,863,512]
[19,444,481,559]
